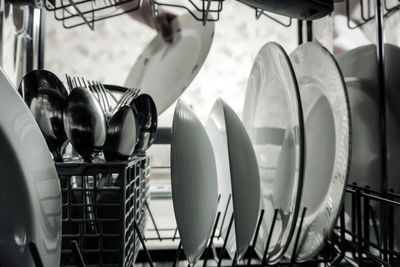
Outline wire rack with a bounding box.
[134,183,400,266]
[149,0,223,25]
[54,156,150,267]
[45,0,142,29]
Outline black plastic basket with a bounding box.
[56,156,150,267]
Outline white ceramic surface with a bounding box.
[205,99,236,259]
[124,12,215,115]
[336,44,400,250]
[336,44,400,193]
[288,42,351,261]
[0,67,62,267]
[171,100,218,265]
[222,99,261,260]
[242,42,304,263]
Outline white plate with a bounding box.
[242,42,305,263]
[336,44,400,192]
[124,13,215,115]
[288,42,351,261]
[0,68,62,267]
[221,99,261,260]
[206,99,236,259]
[171,100,218,265]
[336,44,400,250]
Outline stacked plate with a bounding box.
[170,41,353,264]
[336,44,400,251]
[243,41,351,262]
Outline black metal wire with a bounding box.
[46,0,142,29]
[345,0,400,29]
[28,241,44,267]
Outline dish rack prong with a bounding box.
[46,0,143,29]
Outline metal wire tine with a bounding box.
[96,82,110,116]
[80,77,87,88]
[122,88,133,106]
[65,74,72,91]
[133,87,140,98]
[87,80,99,100]
[67,74,76,89]
[127,87,137,104]
[97,82,111,114]
[73,76,80,87]
[122,88,134,107]
[112,89,131,114]
[93,82,107,116]
[100,83,117,103]
[88,81,105,114]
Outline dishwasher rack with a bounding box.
[55,156,150,267]
[136,183,400,266]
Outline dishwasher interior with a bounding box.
[1,0,400,266]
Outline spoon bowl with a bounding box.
[104,105,138,161]
[18,70,68,161]
[63,87,107,162]
[132,94,158,153]
[30,88,67,161]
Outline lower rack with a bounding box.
[135,183,400,266]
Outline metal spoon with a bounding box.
[132,94,158,153]
[29,88,67,162]
[63,86,106,233]
[18,69,68,161]
[103,105,138,161]
[63,86,107,161]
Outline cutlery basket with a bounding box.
[56,156,150,267]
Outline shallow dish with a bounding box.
[242,42,305,263]
[124,12,215,115]
[206,99,236,259]
[171,100,218,265]
[222,99,261,260]
[337,44,400,250]
[287,42,351,261]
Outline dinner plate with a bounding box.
[336,44,400,250]
[0,68,62,267]
[124,12,215,115]
[242,42,305,263]
[221,99,261,260]
[206,99,236,259]
[343,78,381,190]
[171,100,218,265]
[288,42,351,261]
[336,44,400,193]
